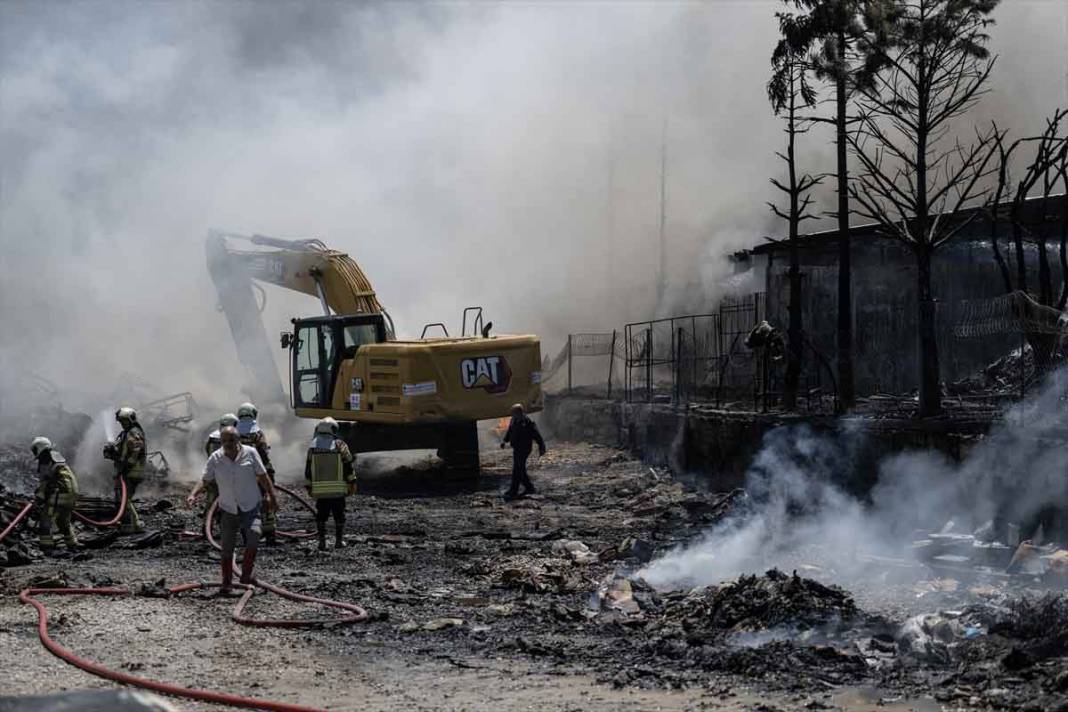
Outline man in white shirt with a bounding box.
[187,425,278,594]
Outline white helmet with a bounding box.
[219,412,239,427]
[237,402,257,420]
[315,417,339,435]
[31,436,53,457]
[116,406,137,424]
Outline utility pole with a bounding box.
[656,117,668,310]
[606,154,616,310]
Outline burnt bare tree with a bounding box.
[848,0,1000,417]
[986,109,1068,372]
[767,56,823,411]
[772,0,890,411]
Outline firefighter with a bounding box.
[202,413,238,516]
[103,406,146,534]
[31,437,80,553]
[500,403,546,500]
[237,402,277,545]
[304,417,356,551]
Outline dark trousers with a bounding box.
[315,497,345,530]
[507,449,535,495]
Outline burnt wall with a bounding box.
[766,236,1065,396]
[545,396,987,495]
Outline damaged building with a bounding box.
[735,194,1068,396]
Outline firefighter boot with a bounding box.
[240,548,257,585]
[317,521,327,551]
[335,524,345,549]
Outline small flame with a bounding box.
[492,417,511,438]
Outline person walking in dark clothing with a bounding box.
[500,404,546,499]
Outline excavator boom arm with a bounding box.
[205,230,392,405]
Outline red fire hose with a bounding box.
[1,477,129,545]
[0,501,35,545]
[20,577,368,711]
[203,484,317,549]
[72,476,128,528]
[10,476,368,709]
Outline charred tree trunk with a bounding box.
[915,246,942,416]
[785,244,803,411]
[1038,232,1053,306]
[991,213,1013,292]
[1059,199,1068,310]
[834,31,855,412]
[783,84,803,412]
[1012,208,1027,295]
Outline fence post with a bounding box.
[567,334,573,395]
[607,330,617,400]
[645,328,652,402]
[670,324,676,404]
[691,316,697,399]
[675,327,684,405]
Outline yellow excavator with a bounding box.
[205,230,543,471]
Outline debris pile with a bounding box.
[662,569,858,636]
[584,571,872,692]
[0,445,35,494]
[497,555,587,593]
[912,520,1068,583]
[949,344,1036,396]
[0,487,36,566]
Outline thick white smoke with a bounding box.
[0,1,1064,424]
[642,367,1068,590]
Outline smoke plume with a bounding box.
[642,366,1068,590]
[0,1,1064,434]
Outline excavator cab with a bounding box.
[286,314,388,409]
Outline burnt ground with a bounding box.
[1,442,1066,711]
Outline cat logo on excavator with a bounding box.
[460,355,511,394]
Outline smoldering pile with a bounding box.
[661,568,858,637]
[588,569,874,692]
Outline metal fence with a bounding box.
[543,292,835,410]
[622,293,768,405]
[542,331,623,397]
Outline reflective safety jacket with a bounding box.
[238,422,275,476]
[113,424,147,481]
[204,429,221,457]
[36,452,79,509]
[304,436,356,499]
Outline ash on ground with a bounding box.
[1,442,1066,711]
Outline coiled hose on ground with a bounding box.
[20,580,368,712]
[6,478,368,710]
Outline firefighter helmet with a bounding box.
[237,402,257,420]
[116,406,137,424]
[30,436,53,457]
[314,417,339,435]
[219,412,239,427]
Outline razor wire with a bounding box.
[955,290,1068,338]
[542,332,626,387]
